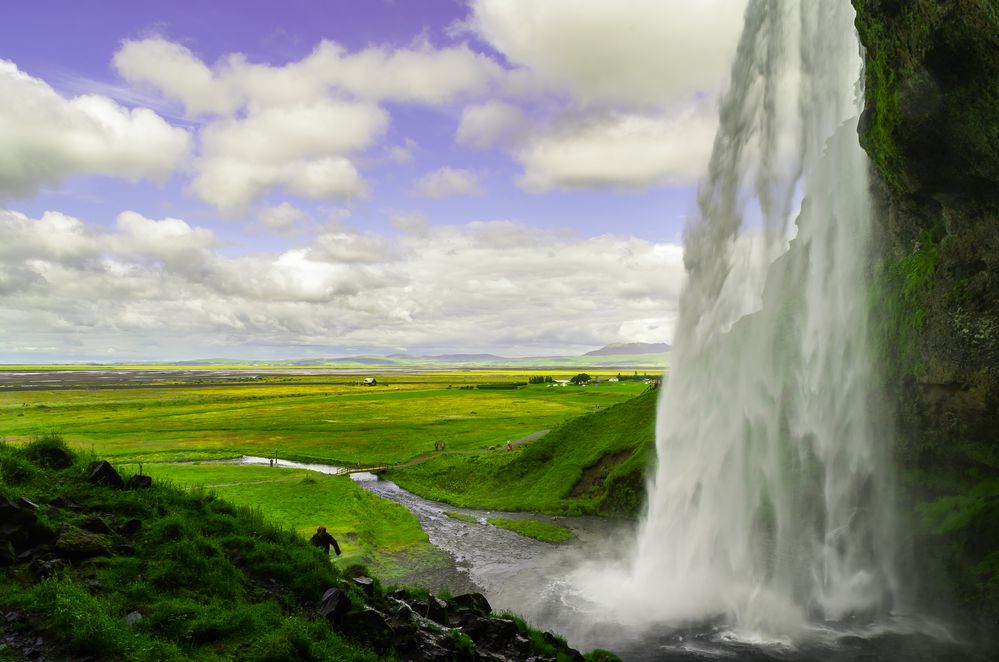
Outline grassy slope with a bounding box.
[0,440,377,661]
[0,380,647,466]
[141,463,442,581]
[388,389,658,516]
[0,439,611,661]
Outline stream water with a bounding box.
[214,457,991,659]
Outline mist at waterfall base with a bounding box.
[532,0,946,655]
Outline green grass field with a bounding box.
[388,389,658,515]
[486,517,575,543]
[0,374,649,466]
[139,463,443,581]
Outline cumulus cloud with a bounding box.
[412,167,484,199]
[191,100,386,210]
[516,104,717,191]
[0,207,683,359]
[259,203,306,234]
[456,101,529,149]
[113,37,501,117]
[0,60,191,197]
[467,0,746,106]
[114,37,500,210]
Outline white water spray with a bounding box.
[573,0,901,637]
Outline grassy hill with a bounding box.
[0,437,610,661]
[388,388,659,516]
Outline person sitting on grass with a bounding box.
[310,526,341,556]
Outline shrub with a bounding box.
[23,433,75,469]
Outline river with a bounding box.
[227,456,992,660]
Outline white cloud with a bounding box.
[0,207,684,359]
[0,60,191,197]
[468,0,746,106]
[112,38,238,116]
[113,37,501,117]
[189,100,386,210]
[516,105,717,191]
[456,101,529,149]
[259,203,306,234]
[413,167,484,198]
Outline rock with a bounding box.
[340,608,394,650]
[408,630,453,661]
[0,500,56,559]
[81,517,113,535]
[125,611,142,626]
[351,575,375,596]
[87,461,124,489]
[426,596,450,626]
[319,587,352,623]
[118,518,142,536]
[126,475,153,489]
[55,525,111,560]
[29,557,67,577]
[0,498,37,525]
[449,592,492,616]
[462,616,518,650]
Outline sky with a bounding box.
[0,0,748,362]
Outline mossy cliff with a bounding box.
[853,0,999,625]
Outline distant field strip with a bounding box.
[0,372,648,467]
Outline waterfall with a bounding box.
[572,0,902,637]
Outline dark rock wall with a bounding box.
[853,0,999,624]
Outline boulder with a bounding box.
[351,575,375,596]
[462,616,518,650]
[449,592,492,616]
[55,526,111,560]
[319,587,352,623]
[340,608,394,650]
[81,517,113,535]
[407,630,453,661]
[126,475,153,489]
[426,596,450,626]
[0,498,37,525]
[29,556,67,578]
[0,501,56,558]
[87,461,124,489]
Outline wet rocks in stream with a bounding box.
[319,585,585,661]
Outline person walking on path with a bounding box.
[310,526,341,556]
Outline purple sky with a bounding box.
[0,0,747,361]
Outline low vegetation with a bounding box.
[486,518,574,544]
[139,463,443,581]
[0,436,617,660]
[0,373,648,466]
[0,437,376,661]
[388,389,658,516]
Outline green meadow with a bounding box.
[388,389,659,515]
[0,372,650,466]
[139,463,442,581]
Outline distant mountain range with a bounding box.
[583,342,672,356]
[162,342,670,369]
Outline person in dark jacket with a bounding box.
[310,526,341,556]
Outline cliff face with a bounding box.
[853,0,999,623]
